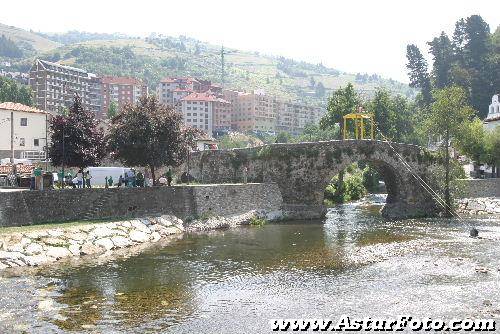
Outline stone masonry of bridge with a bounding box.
[186,140,442,220]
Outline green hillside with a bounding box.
[0,23,60,53]
[0,25,415,106]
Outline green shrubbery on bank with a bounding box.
[324,163,381,205]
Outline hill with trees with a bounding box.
[0,24,414,107]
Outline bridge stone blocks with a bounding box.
[187,140,442,220]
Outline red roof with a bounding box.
[173,88,193,93]
[182,92,218,102]
[0,102,48,114]
[101,76,143,85]
[160,77,198,84]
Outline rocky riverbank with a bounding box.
[456,197,500,216]
[0,211,265,271]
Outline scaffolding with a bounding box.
[343,112,375,140]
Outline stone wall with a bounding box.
[456,178,500,198]
[0,183,283,227]
[456,197,500,216]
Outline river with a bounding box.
[0,195,499,333]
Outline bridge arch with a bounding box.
[187,140,441,220]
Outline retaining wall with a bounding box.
[456,178,500,198]
[0,183,283,227]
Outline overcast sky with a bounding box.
[1,0,498,82]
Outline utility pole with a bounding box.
[10,111,14,165]
[220,45,225,89]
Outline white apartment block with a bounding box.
[180,93,215,135]
[29,59,101,115]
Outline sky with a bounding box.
[0,0,498,83]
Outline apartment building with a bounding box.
[0,102,50,161]
[157,77,222,109]
[29,59,101,115]
[101,76,148,117]
[180,92,216,135]
[224,89,324,134]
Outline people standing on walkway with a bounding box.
[30,168,36,190]
[108,175,114,188]
[166,168,173,186]
[118,175,123,187]
[85,171,92,188]
[76,169,83,188]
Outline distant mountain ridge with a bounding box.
[0,24,416,106]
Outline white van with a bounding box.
[84,167,132,187]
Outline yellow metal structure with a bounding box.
[343,112,375,140]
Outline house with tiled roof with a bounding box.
[0,102,50,161]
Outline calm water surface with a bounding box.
[1,195,499,333]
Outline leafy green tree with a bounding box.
[406,44,432,105]
[320,83,360,137]
[107,96,201,184]
[0,77,33,105]
[426,86,475,215]
[453,117,486,162]
[296,123,338,142]
[484,127,500,174]
[48,96,106,170]
[107,100,118,119]
[275,131,292,143]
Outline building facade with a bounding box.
[0,102,50,161]
[223,89,324,135]
[484,94,500,131]
[29,59,101,115]
[101,76,148,118]
[180,92,216,135]
[157,77,221,110]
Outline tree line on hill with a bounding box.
[0,34,23,58]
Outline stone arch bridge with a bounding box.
[186,140,442,220]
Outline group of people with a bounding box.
[106,169,146,188]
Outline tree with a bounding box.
[484,127,500,176]
[426,86,475,215]
[427,32,454,88]
[0,35,23,58]
[453,117,486,162]
[320,84,360,198]
[107,101,118,119]
[406,44,432,106]
[315,82,326,97]
[320,83,360,136]
[107,96,201,184]
[275,131,292,143]
[48,96,106,170]
[0,77,33,106]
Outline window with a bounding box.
[34,139,39,147]
[19,138,25,146]
[20,118,28,126]
[187,113,191,116]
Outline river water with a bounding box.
[0,195,499,333]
